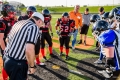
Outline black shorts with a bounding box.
[80,24,89,35]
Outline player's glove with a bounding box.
[56,30,60,35]
[56,30,62,38]
[68,32,73,36]
[92,31,99,41]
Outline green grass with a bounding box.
[53,47,98,80]
[45,6,116,13]
[21,5,119,13]
[43,14,99,80]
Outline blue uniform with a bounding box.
[98,29,120,70]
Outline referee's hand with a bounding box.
[29,68,36,74]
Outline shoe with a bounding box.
[65,55,69,60]
[78,40,82,44]
[103,55,106,59]
[84,40,86,46]
[95,47,100,51]
[50,54,55,57]
[43,56,47,61]
[110,67,115,71]
[106,68,112,74]
[72,46,75,50]
[59,52,63,56]
[94,59,102,64]
[36,62,45,66]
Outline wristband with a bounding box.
[30,65,36,68]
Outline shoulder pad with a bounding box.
[98,30,116,44]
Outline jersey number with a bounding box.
[60,26,69,32]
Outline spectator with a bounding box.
[98,7,105,19]
[69,5,82,50]
[0,4,17,80]
[78,8,91,45]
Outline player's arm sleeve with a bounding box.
[0,22,6,33]
[70,20,75,32]
[55,18,60,30]
[55,18,60,26]
[98,30,116,47]
[26,25,39,45]
[70,20,75,28]
[18,16,22,21]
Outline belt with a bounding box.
[4,55,27,62]
[42,30,48,32]
[83,24,89,26]
[61,35,68,36]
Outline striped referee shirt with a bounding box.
[4,19,40,60]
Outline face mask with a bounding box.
[115,22,120,31]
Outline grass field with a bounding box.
[48,14,98,80]
[21,5,119,13]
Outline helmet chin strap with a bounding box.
[116,16,120,22]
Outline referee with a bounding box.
[78,8,91,45]
[3,12,44,80]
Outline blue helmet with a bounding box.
[26,6,37,12]
[1,4,15,16]
[102,12,110,19]
[90,14,101,22]
[26,6,36,16]
[109,7,120,22]
[42,9,50,17]
[62,12,69,17]
[92,20,109,36]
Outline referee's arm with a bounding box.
[25,26,39,69]
[26,44,35,67]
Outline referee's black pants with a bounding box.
[3,55,28,80]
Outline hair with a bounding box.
[74,5,80,8]
[99,7,104,12]
[30,16,40,21]
[85,8,89,11]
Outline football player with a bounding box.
[0,4,17,80]
[40,9,53,60]
[55,12,75,60]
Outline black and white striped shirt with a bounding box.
[4,19,40,60]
